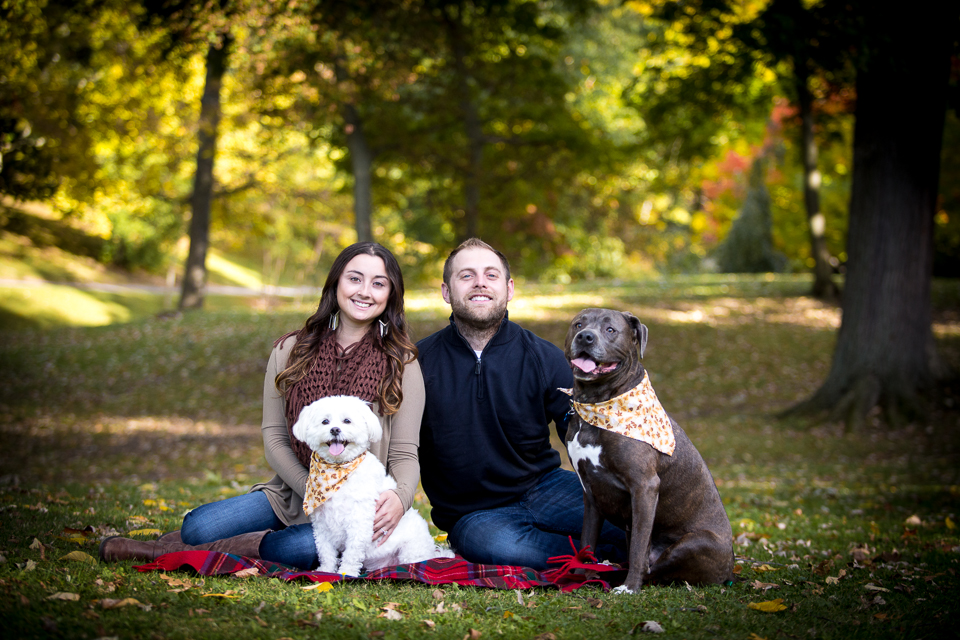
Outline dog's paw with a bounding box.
[318,562,338,574]
[611,585,635,595]
[337,563,362,577]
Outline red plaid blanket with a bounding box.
[134,540,626,592]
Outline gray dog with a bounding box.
[563,308,733,593]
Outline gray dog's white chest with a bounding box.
[566,422,604,489]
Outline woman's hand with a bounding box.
[372,490,403,546]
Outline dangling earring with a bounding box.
[329,311,340,331]
[379,318,389,338]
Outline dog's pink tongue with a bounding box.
[328,442,345,456]
[571,358,598,373]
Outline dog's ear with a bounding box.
[361,401,383,443]
[623,312,648,359]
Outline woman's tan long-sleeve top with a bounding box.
[250,334,425,526]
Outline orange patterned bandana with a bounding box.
[302,451,368,516]
[561,372,676,456]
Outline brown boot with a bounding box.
[99,531,267,562]
[157,530,182,544]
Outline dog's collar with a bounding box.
[302,451,368,515]
[560,372,676,456]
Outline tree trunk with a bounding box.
[179,35,231,310]
[795,59,838,300]
[444,6,483,241]
[785,17,951,428]
[342,102,374,243]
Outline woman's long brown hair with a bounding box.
[275,242,417,415]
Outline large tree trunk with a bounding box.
[179,35,231,310]
[786,16,951,428]
[342,102,374,243]
[795,58,838,300]
[444,6,483,241]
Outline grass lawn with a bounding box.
[1,277,958,639]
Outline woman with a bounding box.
[99,242,424,569]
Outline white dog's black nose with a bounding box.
[330,427,341,436]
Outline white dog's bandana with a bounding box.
[560,372,676,456]
[303,451,368,515]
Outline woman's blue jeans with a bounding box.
[180,491,318,570]
[448,468,628,571]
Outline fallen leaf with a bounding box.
[754,564,778,572]
[422,619,436,628]
[751,580,779,592]
[515,590,524,606]
[638,620,665,633]
[433,602,446,614]
[905,515,922,527]
[946,517,956,530]
[864,583,890,593]
[874,613,889,621]
[99,597,143,609]
[301,582,334,592]
[586,597,603,609]
[202,592,240,598]
[294,618,318,628]
[463,629,481,640]
[747,634,769,640]
[233,567,260,579]
[128,529,162,538]
[503,611,514,619]
[732,564,743,575]
[21,559,37,572]
[532,634,557,640]
[825,576,839,585]
[747,599,787,612]
[61,551,96,564]
[254,615,268,627]
[47,592,80,601]
[380,609,403,621]
[432,589,444,600]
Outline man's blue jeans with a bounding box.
[448,467,628,571]
[180,491,318,569]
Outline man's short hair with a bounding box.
[442,238,512,286]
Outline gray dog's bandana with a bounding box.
[560,372,676,456]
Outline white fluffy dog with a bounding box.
[291,395,454,575]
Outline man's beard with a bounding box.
[450,295,507,332]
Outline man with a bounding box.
[416,238,626,570]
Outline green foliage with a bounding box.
[713,157,787,273]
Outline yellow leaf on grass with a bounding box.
[128,529,162,538]
[99,597,143,609]
[825,576,839,585]
[380,608,403,620]
[748,634,769,640]
[47,592,80,601]
[302,582,334,592]
[946,517,956,530]
[435,533,448,542]
[61,551,96,564]
[202,592,240,598]
[754,564,779,572]
[127,515,150,524]
[748,599,787,612]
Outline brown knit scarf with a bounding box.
[281,329,388,468]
